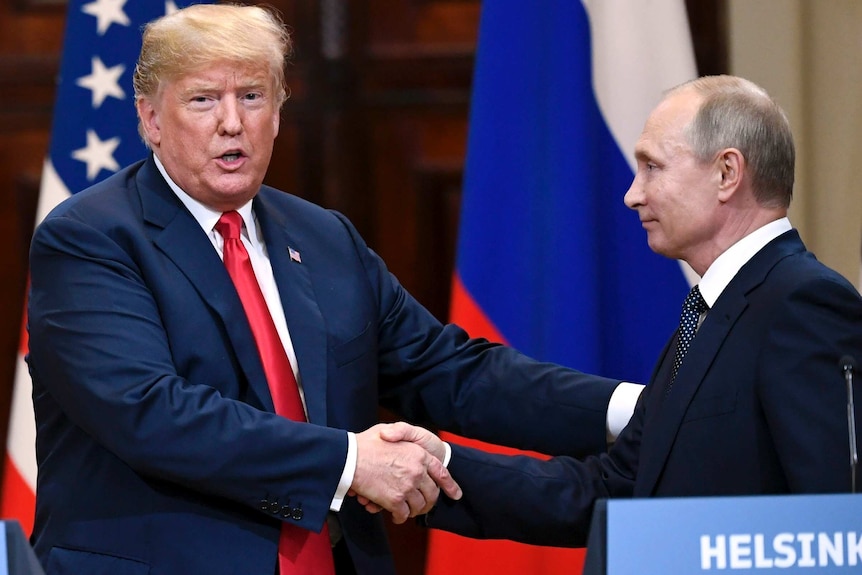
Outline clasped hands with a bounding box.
[350,422,461,524]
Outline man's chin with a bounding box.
[646,236,671,258]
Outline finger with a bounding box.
[414,463,441,513]
[348,489,372,507]
[428,458,462,500]
[389,500,410,525]
[363,502,383,514]
[414,484,440,516]
[404,487,430,519]
[378,421,412,443]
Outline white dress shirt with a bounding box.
[698,218,792,309]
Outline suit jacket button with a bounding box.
[259,499,270,512]
[281,505,293,518]
[269,501,281,514]
[291,507,303,521]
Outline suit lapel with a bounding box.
[255,192,330,426]
[636,230,806,495]
[636,292,744,494]
[136,158,275,412]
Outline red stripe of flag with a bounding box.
[429,275,587,574]
[1,456,35,536]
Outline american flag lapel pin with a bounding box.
[288,246,302,263]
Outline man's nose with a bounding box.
[623,176,642,209]
[218,98,243,135]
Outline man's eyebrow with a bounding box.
[179,82,220,96]
[633,148,652,162]
[238,79,268,90]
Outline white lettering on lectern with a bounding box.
[700,532,862,569]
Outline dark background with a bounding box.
[0,1,726,572]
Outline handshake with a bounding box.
[349,422,462,524]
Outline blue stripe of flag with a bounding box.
[455,1,688,382]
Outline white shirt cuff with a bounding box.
[330,431,356,512]
[607,381,644,442]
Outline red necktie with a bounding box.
[215,211,336,575]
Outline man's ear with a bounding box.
[716,148,744,202]
[136,97,161,147]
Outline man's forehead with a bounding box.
[639,93,699,142]
[655,89,701,124]
[172,61,271,84]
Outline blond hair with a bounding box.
[133,3,291,140]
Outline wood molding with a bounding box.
[12,0,66,11]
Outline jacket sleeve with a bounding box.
[332,211,621,459]
[757,273,862,492]
[421,384,645,547]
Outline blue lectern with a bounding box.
[0,521,44,575]
[584,493,862,575]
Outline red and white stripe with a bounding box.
[1,159,70,535]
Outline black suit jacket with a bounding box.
[427,230,862,546]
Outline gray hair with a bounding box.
[670,75,795,208]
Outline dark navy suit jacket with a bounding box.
[427,230,862,547]
[27,156,618,574]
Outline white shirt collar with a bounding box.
[152,154,258,245]
[698,217,792,307]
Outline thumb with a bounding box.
[429,458,462,501]
[378,421,418,443]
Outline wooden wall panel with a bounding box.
[351,0,476,318]
[0,0,63,474]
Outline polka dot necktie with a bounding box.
[667,284,708,394]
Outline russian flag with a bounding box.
[426,1,696,573]
[1,0,208,536]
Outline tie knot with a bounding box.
[684,285,708,314]
[215,211,243,241]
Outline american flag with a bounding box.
[288,247,302,263]
[1,0,207,536]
